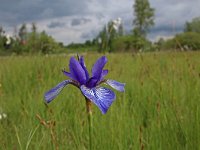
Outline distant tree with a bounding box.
[29,23,38,52]
[0,26,10,51]
[58,42,64,48]
[0,26,5,37]
[13,26,18,40]
[0,26,5,49]
[18,23,27,44]
[107,20,119,52]
[163,32,200,51]
[91,38,97,45]
[133,0,155,37]
[154,37,165,51]
[85,40,92,46]
[157,38,165,46]
[184,17,200,33]
[118,23,124,36]
[31,22,37,33]
[0,23,63,55]
[98,25,108,53]
[97,19,123,53]
[38,31,58,54]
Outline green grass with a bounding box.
[0,51,200,149]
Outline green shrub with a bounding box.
[112,35,152,52]
[163,32,200,51]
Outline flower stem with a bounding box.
[86,98,93,150]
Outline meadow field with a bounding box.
[0,51,200,150]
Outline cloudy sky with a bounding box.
[0,0,200,45]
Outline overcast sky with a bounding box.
[0,0,200,45]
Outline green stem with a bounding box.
[86,98,93,150]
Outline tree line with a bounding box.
[1,0,200,55]
[0,23,62,55]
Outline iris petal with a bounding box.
[62,70,76,80]
[106,79,125,92]
[100,69,108,81]
[69,57,86,84]
[44,80,72,103]
[92,56,107,81]
[80,85,116,114]
[86,77,98,88]
[79,56,90,80]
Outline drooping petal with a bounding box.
[69,57,86,85]
[80,85,116,114]
[79,56,90,80]
[105,79,125,92]
[44,80,72,103]
[100,69,108,81]
[92,56,107,81]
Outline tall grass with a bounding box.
[0,52,200,149]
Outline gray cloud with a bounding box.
[48,21,65,28]
[71,18,91,26]
[0,0,90,25]
[81,30,99,40]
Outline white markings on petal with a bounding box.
[44,80,72,103]
[81,85,116,114]
[106,79,125,92]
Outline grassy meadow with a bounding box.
[0,52,200,149]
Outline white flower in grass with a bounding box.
[2,113,7,118]
[0,113,7,120]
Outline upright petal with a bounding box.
[105,79,125,92]
[86,77,98,88]
[79,56,90,80]
[80,85,116,114]
[92,56,107,81]
[44,80,72,103]
[100,69,108,81]
[69,57,86,85]
[62,70,76,81]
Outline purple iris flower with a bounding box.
[44,56,125,114]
